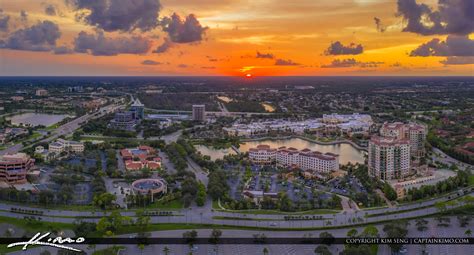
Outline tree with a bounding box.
[347,228,358,237]
[361,225,379,238]
[262,247,269,255]
[93,192,116,210]
[319,232,335,246]
[209,229,222,244]
[383,183,397,201]
[207,170,229,200]
[383,221,409,252]
[340,245,371,255]
[314,245,331,255]
[465,229,472,237]
[415,219,428,231]
[183,230,198,244]
[163,246,171,255]
[278,192,293,211]
[196,182,207,207]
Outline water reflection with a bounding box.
[8,113,71,127]
[239,138,365,165]
[194,145,236,161]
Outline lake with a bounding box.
[194,145,236,161]
[8,113,71,127]
[239,138,366,165]
[217,96,233,103]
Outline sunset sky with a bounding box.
[0,0,473,76]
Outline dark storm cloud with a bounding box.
[153,37,173,53]
[440,56,474,65]
[20,10,28,22]
[274,58,300,66]
[0,12,9,32]
[141,59,161,65]
[74,31,152,56]
[410,35,474,56]
[374,17,386,32]
[69,0,162,32]
[325,41,364,55]
[397,0,474,35]
[256,51,274,59]
[45,4,57,16]
[0,21,61,51]
[161,13,208,43]
[53,45,74,54]
[321,58,383,68]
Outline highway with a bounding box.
[6,216,473,255]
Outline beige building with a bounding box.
[368,136,411,181]
[49,139,84,154]
[380,122,427,158]
[35,89,48,96]
[248,144,339,174]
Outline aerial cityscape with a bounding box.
[0,0,473,255]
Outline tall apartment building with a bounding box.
[248,145,339,173]
[368,136,411,181]
[130,98,145,119]
[35,89,48,97]
[0,153,34,184]
[192,105,206,121]
[380,122,427,158]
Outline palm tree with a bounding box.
[263,247,269,255]
[465,229,472,237]
[163,246,171,255]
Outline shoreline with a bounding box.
[240,135,368,151]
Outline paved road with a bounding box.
[7,216,472,255]
[432,147,473,172]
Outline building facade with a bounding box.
[49,139,84,154]
[248,145,277,165]
[192,105,206,121]
[248,145,339,173]
[130,98,145,119]
[380,122,427,158]
[368,136,411,181]
[109,111,137,131]
[0,153,34,184]
[35,89,48,97]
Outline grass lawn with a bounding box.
[0,200,97,212]
[143,199,184,210]
[469,175,474,186]
[216,208,340,215]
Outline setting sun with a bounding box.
[245,74,253,78]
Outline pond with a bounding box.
[239,138,366,165]
[217,96,233,103]
[8,113,71,127]
[194,145,236,161]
